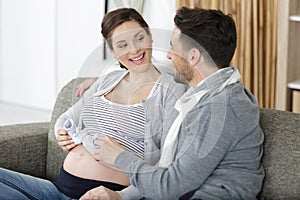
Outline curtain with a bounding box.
[176,0,278,108]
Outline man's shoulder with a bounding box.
[186,82,259,119]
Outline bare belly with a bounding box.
[63,145,130,186]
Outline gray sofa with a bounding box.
[0,78,299,199]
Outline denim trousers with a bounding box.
[0,167,75,200]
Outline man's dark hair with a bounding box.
[174,7,237,68]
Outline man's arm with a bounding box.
[117,185,143,200]
[115,106,233,199]
[76,77,99,97]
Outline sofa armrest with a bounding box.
[0,122,49,179]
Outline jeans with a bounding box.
[0,167,75,200]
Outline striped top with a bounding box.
[80,82,160,159]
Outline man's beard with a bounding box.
[173,60,193,85]
[174,72,190,84]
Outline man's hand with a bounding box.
[93,136,125,166]
[80,186,123,200]
[76,77,99,97]
[56,129,77,153]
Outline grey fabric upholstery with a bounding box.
[0,78,299,199]
[0,122,49,178]
[259,108,300,199]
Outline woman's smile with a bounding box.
[129,52,146,65]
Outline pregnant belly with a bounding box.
[63,144,130,186]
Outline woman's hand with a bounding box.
[56,129,77,153]
[93,136,125,166]
[76,77,99,97]
[80,186,122,200]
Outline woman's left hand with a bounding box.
[80,186,123,200]
[93,136,125,166]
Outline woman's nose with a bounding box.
[129,42,139,54]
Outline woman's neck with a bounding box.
[126,64,160,83]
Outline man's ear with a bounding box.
[188,48,201,66]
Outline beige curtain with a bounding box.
[176,0,278,108]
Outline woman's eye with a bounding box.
[136,35,144,42]
[118,44,127,49]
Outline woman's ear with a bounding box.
[188,48,201,66]
[149,34,153,44]
[106,44,115,57]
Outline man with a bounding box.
[81,7,264,200]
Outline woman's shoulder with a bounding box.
[101,69,127,81]
[96,69,128,88]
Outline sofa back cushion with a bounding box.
[47,78,300,199]
[46,78,86,180]
[259,108,300,199]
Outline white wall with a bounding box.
[0,0,176,111]
[1,0,56,110]
[0,0,105,110]
[143,0,176,30]
[143,0,176,63]
[56,0,105,92]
